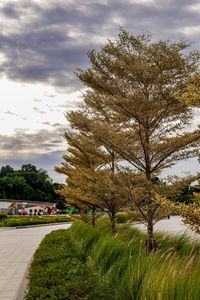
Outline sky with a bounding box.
[0,0,200,182]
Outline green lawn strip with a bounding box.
[0,216,72,227]
[25,229,101,300]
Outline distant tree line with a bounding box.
[0,164,61,204]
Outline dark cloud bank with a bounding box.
[0,126,67,182]
[0,0,200,91]
[1,0,200,181]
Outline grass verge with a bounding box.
[26,219,200,299]
[0,216,72,227]
[25,229,101,300]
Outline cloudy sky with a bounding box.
[1,0,200,182]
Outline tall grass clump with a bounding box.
[68,220,200,300]
[26,219,200,299]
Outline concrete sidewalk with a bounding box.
[133,215,200,241]
[0,223,71,300]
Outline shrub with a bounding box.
[115,213,132,224]
[25,229,100,300]
[0,216,71,227]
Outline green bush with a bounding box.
[0,213,7,224]
[0,216,71,227]
[25,229,100,300]
[115,213,132,224]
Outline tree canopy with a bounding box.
[57,29,200,251]
[0,164,60,203]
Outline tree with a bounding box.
[73,29,200,251]
[174,74,200,108]
[55,132,105,227]
[55,131,128,231]
[55,196,66,211]
[0,164,60,203]
[21,164,37,172]
[0,165,14,177]
[192,179,200,202]
[172,185,195,205]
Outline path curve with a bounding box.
[133,215,200,240]
[0,223,71,300]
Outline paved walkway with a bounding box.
[134,215,200,241]
[0,223,71,300]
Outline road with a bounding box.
[133,215,200,240]
[0,223,71,300]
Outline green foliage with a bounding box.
[68,221,200,299]
[0,164,61,203]
[26,219,200,299]
[56,196,67,210]
[0,216,71,227]
[25,229,100,300]
[172,185,195,204]
[0,212,7,223]
[115,213,132,224]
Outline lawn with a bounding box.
[0,215,72,227]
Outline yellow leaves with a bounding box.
[174,74,200,107]
[193,192,200,201]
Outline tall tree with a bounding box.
[56,132,105,227]
[0,165,14,177]
[73,29,200,251]
[55,131,127,232]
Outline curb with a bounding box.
[0,227,17,230]
[0,222,72,231]
[15,262,30,300]
[16,222,72,229]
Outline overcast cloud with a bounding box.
[1,0,200,181]
[1,0,200,90]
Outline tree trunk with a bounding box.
[146,165,154,252]
[146,219,154,253]
[110,212,116,234]
[92,208,95,227]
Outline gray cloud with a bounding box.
[44,93,56,98]
[33,107,46,114]
[41,121,63,128]
[0,124,68,182]
[1,0,200,183]
[0,0,200,92]
[4,110,16,115]
[33,98,42,102]
[41,121,51,126]
[4,110,26,119]
[161,157,200,179]
[0,126,66,155]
